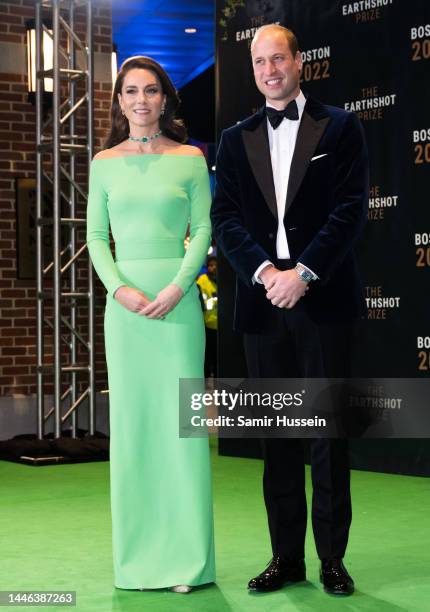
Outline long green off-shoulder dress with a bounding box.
[86,153,215,589]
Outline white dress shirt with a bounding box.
[253,90,317,283]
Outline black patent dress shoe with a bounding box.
[320,558,354,595]
[248,556,306,592]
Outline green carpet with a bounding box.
[0,441,429,611]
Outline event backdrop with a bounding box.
[215,0,430,471]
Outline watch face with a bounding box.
[300,270,313,282]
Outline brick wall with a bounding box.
[0,0,112,397]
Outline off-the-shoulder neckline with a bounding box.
[92,153,205,161]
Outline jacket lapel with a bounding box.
[285,98,330,213]
[240,99,331,219]
[241,108,278,219]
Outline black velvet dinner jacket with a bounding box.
[211,96,369,333]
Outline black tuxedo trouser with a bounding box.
[204,327,217,378]
[243,305,353,561]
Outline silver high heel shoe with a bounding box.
[169,585,192,594]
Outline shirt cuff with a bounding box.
[297,262,319,280]
[252,260,274,284]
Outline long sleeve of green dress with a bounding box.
[86,159,125,297]
[170,156,212,293]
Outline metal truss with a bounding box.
[35,0,95,439]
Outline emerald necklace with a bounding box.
[129,130,163,143]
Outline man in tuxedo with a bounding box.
[211,24,368,596]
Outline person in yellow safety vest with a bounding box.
[197,256,217,377]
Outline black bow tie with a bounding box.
[266,100,299,129]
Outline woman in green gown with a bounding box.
[86,56,215,592]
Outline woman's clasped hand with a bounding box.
[114,284,183,319]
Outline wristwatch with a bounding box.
[294,264,315,283]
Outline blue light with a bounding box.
[112,0,215,89]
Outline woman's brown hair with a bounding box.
[104,56,187,148]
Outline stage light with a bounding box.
[111,42,118,90]
[185,28,197,34]
[26,19,53,104]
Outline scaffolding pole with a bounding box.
[35,0,95,440]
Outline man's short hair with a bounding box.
[251,24,299,56]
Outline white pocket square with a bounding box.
[310,153,328,161]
